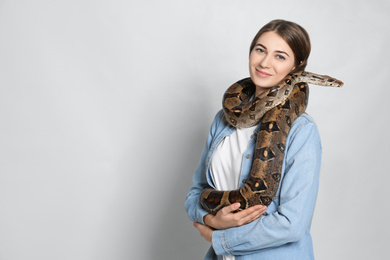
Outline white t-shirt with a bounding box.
[209,125,257,259]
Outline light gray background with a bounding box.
[0,0,389,259]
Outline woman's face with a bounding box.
[249,31,296,95]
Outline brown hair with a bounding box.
[249,19,311,73]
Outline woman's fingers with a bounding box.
[235,205,265,217]
[193,222,213,243]
[234,205,267,225]
[209,203,267,229]
[220,202,241,215]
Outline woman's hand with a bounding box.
[204,203,267,230]
[193,222,213,243]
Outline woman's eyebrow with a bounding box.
[275,50,290,57]
[256,43,290,57]
[255,43,267,49]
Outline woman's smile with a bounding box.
[255,69,272,78]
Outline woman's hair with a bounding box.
[249,19,311,73]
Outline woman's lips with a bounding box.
[256,69,272,78]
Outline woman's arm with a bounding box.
[185,110,227,224]
[211,117,322,256]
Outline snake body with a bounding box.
[200,71,343,213]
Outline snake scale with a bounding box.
[200,71,343,213]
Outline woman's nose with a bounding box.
[259,55,271,68]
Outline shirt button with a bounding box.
[246,154,251,159]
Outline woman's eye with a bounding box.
[276,55,286,60]
[256,48,265,53]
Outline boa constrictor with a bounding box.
[200,71,343,213]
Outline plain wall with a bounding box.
[1,0,389,259]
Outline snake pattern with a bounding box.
[200,71,343,213]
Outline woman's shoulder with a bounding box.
[214,109,225,121]
[210,109,227,127]
[291,113,318,129]
[206,109,231,138]
[288,113,321,145]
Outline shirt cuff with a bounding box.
[197,206,209,225]
[212,229,231,255]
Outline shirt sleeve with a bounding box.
[184,110,224,224]
[212,118,322,256]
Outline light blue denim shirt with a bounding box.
[185,110,322,260]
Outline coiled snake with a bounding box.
[200,71,343,213]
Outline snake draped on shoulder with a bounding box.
[200,71,343,213]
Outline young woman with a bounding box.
[185,20,321,259]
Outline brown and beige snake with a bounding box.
[200,71,343,213]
